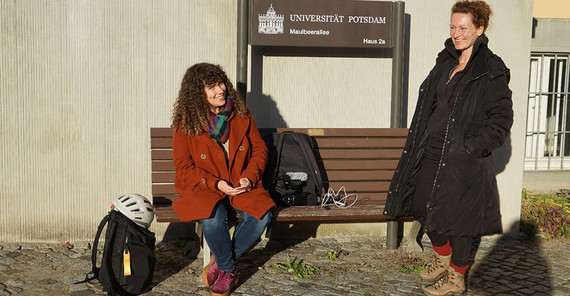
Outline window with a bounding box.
[525,53,570,170]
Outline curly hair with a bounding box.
[452,0,492,33]
[171,63,248,135]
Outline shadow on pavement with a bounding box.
[152,222,201,286]
[467,220,552,294]
[234,238,306,289]
[151,220,314,291]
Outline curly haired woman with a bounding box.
[171,63,275,296]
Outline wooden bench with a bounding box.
[151,127,412,264]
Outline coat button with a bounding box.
[200,154,206,159]
[403,150,407,154]
[201,178,206,183]
[239,146,245,151]
[442,163,446,167]
[452,118,455,122]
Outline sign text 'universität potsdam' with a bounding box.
[251,0,392,48]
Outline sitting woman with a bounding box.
[171,63,275,296]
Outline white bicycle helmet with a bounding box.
[112,193,155,228]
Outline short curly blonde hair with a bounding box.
[452,0,492,33]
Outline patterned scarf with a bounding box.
[208,97,233,143]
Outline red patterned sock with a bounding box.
[432,241,452,256]
[450,262,469,275]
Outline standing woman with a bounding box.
[171,63,275,296]
[384,1,513,295]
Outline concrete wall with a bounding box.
[1,0,238,242]
[1,0,533,243]
[531,18,570,52]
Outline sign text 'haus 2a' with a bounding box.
[251,0,393,48]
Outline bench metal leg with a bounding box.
[202,237,211,268]
[195,222,212,268]
[386,220,398,249]
[402,220,423,252]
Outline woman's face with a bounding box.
[204,82,227,113]
[449,13,484,52]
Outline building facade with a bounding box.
[1,0,533,242]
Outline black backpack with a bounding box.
[264,131,324,206]
[78,209,156,296]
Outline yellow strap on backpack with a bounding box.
[123,249,132,276]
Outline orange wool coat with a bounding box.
[172,111,276,221]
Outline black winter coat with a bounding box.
[384,36,513,236]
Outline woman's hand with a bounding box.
[237,178,252,192]
[216,179,251,196]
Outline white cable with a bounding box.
[321,186,358,208]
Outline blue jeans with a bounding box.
[200,199,272,273]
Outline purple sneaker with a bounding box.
[210,270,238,296]
[201,256,220,287]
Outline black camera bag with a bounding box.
[264,131,323,206]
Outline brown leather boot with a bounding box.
[422,266,466,296]
[420,255,450,284]
[201,255,219,287]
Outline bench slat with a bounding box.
[155,206,181,223]
[151,127,173,137]
[151,192,387,203]
[314,138,406,149]
[152,181,390,195]
[259,128,408,138]
[151,138,173,149]
[153,170,395,184]
[324,170,395,181]
[322,159,399,170]
[153,148,402,161]
[318,149,403,159]
[152,161,175,172]
[152,137,407,149]
[155,200,398,223]
[151,150,173,160]
[152,159,399,172]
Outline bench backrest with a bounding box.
[151,127,408,221]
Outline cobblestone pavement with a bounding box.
[1,235,569,296]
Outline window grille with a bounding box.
[525,52,570,170]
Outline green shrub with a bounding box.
[521,189,570,238]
